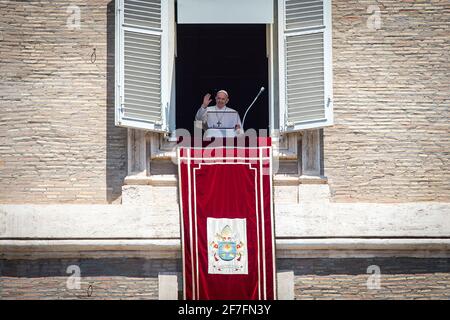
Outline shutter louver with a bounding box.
[279,0,333,131]
[285,0,323,30]
[116,0,171,132]
[286,32,324,122]
[123,30,161,123]
[124,0,161,29]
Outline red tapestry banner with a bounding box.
[178,138,276,300]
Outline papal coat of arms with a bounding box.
[207,218,248,274]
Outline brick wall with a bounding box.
[279,257,450,300]
[0,258,181,300]
[0,0,127,203]
[326,0,450,202]
[0,0,449,204]
[1,257,448,299]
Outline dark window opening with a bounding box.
[176,24,269,135]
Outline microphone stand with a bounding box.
[242,87,265,131]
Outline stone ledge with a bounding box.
[0,239,180,251]
[125,174,327,187]
[2,202,449,238]
[276,238,450,251]
[274,152,298,161]
[273,175,299,186]
[2,238,450,259]
[124,175,178,186]
[0,239,181,259]
[276,239,450,258]
[124,176,152,185]
[150,150,176,161]
[299,175,328,184]
[273,175,328,186]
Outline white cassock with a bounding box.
[195,105,242,137]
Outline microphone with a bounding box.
[242,87,265,131]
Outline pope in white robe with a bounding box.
[195,90,242,137]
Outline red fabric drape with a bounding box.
[178,138,276,300]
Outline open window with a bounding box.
[175,24,269,134]
[115,0,333,136]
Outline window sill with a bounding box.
[124,174,177,186]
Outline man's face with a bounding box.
[215,92,229,108]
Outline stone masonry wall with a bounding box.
[278,257,450,300]
[0,0,127,203]
[0,258,181,300]
[0,0,449,204]
[1,257,449,299]
[326,0,450,202]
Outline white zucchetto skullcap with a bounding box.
[217,90,229,98]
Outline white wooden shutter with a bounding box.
[115,0,172,132]
[278,0,333,132]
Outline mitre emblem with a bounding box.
[209,225,245,268]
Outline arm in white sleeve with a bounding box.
[195,106,208,122]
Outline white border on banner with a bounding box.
[180,146,275,300]
[193,162,261,300]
